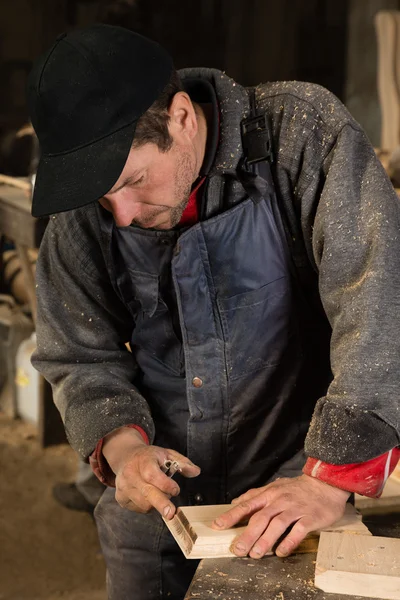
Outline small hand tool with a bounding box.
[161,459,181,478]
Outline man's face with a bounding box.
[100,140,197,230]
[100,92,202,230]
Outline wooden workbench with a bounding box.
[185,512,400,600]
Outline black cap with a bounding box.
[28,24,173,217]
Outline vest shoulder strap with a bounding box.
[243,88,326,319]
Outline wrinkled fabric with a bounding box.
[304,448,400,497]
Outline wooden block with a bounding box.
[316,503,372,536]
[0,173,30,191]
[164,504,241,559]
[375,11,400,151]
[164,503,370,559]
[315,532,400,599]
[375,148,391,173]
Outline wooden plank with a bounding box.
[0,174,31,191]
[315,532,400,599]
[375,11,400,151]
[164,503,370,559]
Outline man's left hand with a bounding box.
[212,474,350,558]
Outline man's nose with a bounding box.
[107,195,138,227]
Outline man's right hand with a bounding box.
[102,427,201,519]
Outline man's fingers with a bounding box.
[213,489,275,529]
[114,445,200,519]
[230,509,276,557]
[212,497,267,530]
[141,484,177,519]
[248,512,300,558]
[116,458,179,517]
[140,458,181,496]
[122,482,177,519]
[179,462,202,478]
[230,511,314,559]
[275,517,313,557]
[115,491,152,513]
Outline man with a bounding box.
[28,25,400,600]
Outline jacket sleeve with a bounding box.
[32,212,155,460]
[301,122,400,464]
[303,450,400,497]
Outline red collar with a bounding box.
[178,176,205,227]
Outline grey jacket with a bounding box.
[32,68,400,464]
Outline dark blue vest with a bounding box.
[106,168,331,505]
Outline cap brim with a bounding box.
[31,121,136,218]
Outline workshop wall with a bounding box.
[0,0,67,129]
[0,0,398,145]
[345,0,400,146]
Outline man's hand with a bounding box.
[212,474,350,558]
[102,427,200,519]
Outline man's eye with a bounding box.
[133,176,144,185]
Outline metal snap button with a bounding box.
[192,377,203,388]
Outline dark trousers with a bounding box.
[94,487,199,600]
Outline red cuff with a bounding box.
[303,448,400,498]
[89,425,149,487]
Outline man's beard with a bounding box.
[168,150,195,227]
[132,149,195,229]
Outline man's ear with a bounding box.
[167,92,198,140]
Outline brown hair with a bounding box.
[132,69,183,152]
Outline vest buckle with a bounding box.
[241,113,274,165]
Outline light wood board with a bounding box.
[164,503,370,559]
[375,11,400,151]
[315,531,400,599]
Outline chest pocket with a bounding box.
[116,268,184,376]
[217,276,299,380]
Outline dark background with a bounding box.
[1,0,400,146]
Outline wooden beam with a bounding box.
[0,174,31,192]
[315,531,400,599]
[375,11,400,151]
[164,503,370,559]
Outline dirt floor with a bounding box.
[0,414,107,600]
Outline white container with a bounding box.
[15,332,40,424]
